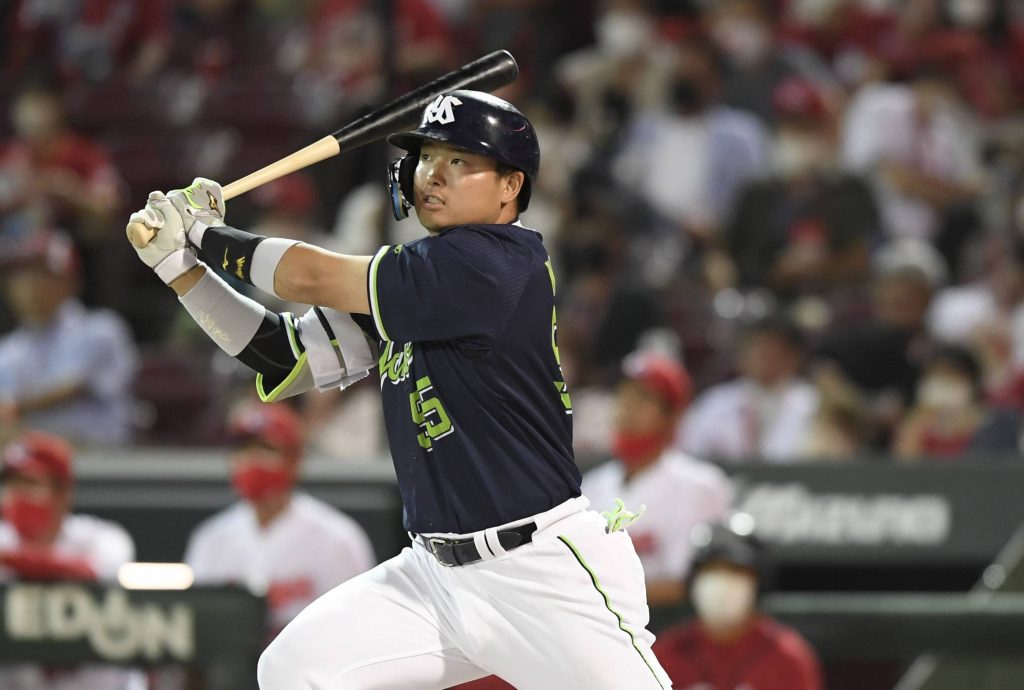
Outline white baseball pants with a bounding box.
[257,497,672,689]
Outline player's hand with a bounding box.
[166,177,226,248]
[128,191,198,284]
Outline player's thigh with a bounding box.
[257,547,487,690]
[476,513,671,690]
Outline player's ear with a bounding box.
[500,170,525,205]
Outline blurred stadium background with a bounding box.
[1,0,1024,688]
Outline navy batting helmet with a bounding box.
[387,90,540,220]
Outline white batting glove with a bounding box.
[129,191,199,284]
[166,177,226,249]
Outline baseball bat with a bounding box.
[127,50,519,248]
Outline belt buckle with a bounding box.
[428,537,455,567]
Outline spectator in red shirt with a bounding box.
[653,520,824,690]
[0,83,123,241]
[894,345,1020,460]
[5,0,171,83]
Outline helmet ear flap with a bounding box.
[388,154,418,220]
[385,153,417,220]
[399,153,417,207]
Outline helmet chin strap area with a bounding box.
[388,155,419,220]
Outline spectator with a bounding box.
[801,360,875,460]
[708,0,838,125]
[184,401,375,637]
[0,83,123,242]
[0,230,137,446]
[928,236,1024,394]
[894,345,1020,459]
[611,36,769,241]
[814,263,935,447]
[582,350,732,605]
[841,60,986,249]
[725,77,878,301]
[0,430,142,690]
[4,0,171,84]
[680,317,818,462]
[653,519,824,690]
[293,0,454,123]
[555,0,676,145]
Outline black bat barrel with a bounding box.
[331,50,519,152]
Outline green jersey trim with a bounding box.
[368,245,392,342]
[557,535,668,689]
[256,351,309,402]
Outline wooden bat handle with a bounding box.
[126,135,341,249]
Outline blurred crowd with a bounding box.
[0,0,1023,466]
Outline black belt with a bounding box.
[417,522,537,567]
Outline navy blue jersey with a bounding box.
[356,223,580,534]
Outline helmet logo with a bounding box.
[424,95,463,125]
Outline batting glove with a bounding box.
[129,191,199,284]
[166,177,226,249]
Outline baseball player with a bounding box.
[127,90,672,688]
[653,521,823,690]
[582,350,733,606]
[0,430,143,690]
[184,400,375,636]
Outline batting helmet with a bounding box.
[387,90,540,220]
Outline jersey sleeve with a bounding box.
[88,523,136,581]
[366,229,531,343]
[183,520,219,582]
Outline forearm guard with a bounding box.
[195,225,300,298]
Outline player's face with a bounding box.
[413,141,523,233]
[1,473,67,540]
[2,473,57,502]
[3,265,72,326]
[739,333,799,387]
[614,381,673,435]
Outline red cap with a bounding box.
[622,351,693,412]
[227,403,303,460]
[2,431,74,485]
[773,77,829,122]
[251,174,318,215]
[0,229,79,276]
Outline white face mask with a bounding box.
[917,375,973,412]
[772,133,827,178]
[856,0,896,11]
[595,11,653,58]
[789,0,845,25]
[691,570,757,632]
[711,18,771,66]
[948,0,991,28]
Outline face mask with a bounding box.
[917,376,973,411]
[948,0,990,28]
[13,100,59,145]
[789,0,844,25]
[712,19,771,66]
[2,495,57,542]
[595,11,652,57]
[691,569,757,632]
[613,430,671,468]
[670,78,705,114]
[856,0,895,11]
[231,461,292,503]
[773,134,825,178]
